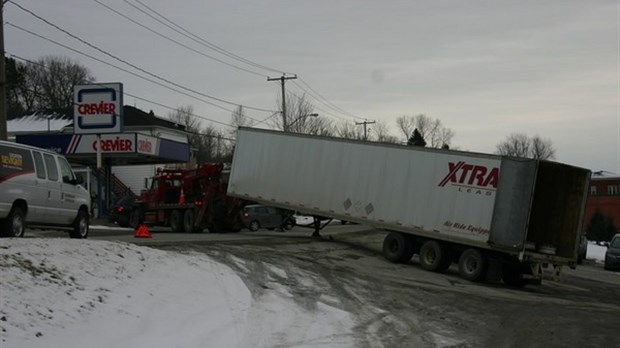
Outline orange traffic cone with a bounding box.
[179,187,186,204]
[134,224,152,238]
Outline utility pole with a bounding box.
[356,120,376,140]
[0,2,7,141]
[267,74,296,132]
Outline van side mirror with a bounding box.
[71,176,84,186]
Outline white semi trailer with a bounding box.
[227,128,590,285]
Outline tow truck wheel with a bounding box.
[183,209,202,233]
[458,248,488,282]
[170,210,184,232]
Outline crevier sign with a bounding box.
[73,83,124,134]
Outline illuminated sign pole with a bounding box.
[73,83,124,168]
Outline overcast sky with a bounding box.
[5,0,619,172]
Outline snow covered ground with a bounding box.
[586,241,608,263]
[0,238,355,348]
[0,236,611,348]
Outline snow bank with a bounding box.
[0,239,355,348]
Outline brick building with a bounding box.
[583,171,620,233]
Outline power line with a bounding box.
[5,25,236,115]
[9,52,277,132]
[296,78,365,120]
[9,1,276,114]
[11,1,365,130]
[126,0,290,75]
[92,0,268,78]
[96,1,362,123]
[7,52,236,129]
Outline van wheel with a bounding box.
[458,248,488,282]
[2,207,26,238]
[70,210,89,239]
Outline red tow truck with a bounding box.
[130,163,244,233]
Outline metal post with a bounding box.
[267,74,297,132]
[0,3,7,141]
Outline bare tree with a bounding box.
[530,135,556,160]
[396,114,417,140]
[168,105,200,132]
[228,105,252,139]
[496,133,530,157]
[168,105,207,165]
[370,120,400,143]
[396,114,454,148]
[334,120,365,140]
[5,57,26,116]
[28,56,95,110]
[496,133,556,160]
[272,92,326,135]
[230,105,252,128]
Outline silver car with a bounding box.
[241,204,294,232]
[604,234,620,271]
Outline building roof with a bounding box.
[591,170,620,180]
[7,106,186,133]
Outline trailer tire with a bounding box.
[2,206,26,238]
[382,232,414,263]
[419,240,451,272]
[458,248,488,282]
[170,210,184,232]
[501,263,527,287]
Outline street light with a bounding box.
[287,113,318,129]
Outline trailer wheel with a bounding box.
[501,263,527,287]
[382,232,414,263]
[69,209,89,239]
[458,248,488,282]
[1,206,26,238]
[170,210,185,232]
[419,240,451,272]
[249,220,260,232]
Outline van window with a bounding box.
[58,157,75,184]
[43,154,59,181]
[32,151,47,179]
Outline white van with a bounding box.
[0,141,90,238]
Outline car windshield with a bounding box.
[611,237,620,248]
